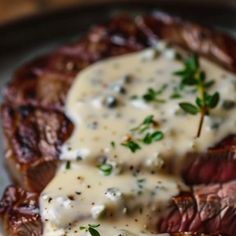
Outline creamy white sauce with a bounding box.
[40,43,236,236]
[41,162,180,235]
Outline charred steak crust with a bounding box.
[0,186,42,236]
[1,104,73,193]
[1,13,236,236]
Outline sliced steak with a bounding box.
[1,104,73,193]
[183,135,236,185]
[0,185,42,236]
[158,180,236,236]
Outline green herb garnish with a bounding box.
[142,131,164,144]
[76,156,82,161]
[121,115,164,152]
[131,115,156,133]
[80,224,101,236]
[174,54,220,137]
[110,141,116,148]
[65,161,71,170]
[122,140,141,153]
[179,102,199,115]
[98,163,113,176]
[170,87,182,99]
[142,84,167,103]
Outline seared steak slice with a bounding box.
[158,180,236,236]
[1,104,73,193]
[183,135,236,185]
[4,57,73,111]
[4,15,147,111]
[137,13,236,72]
[0,185,42,236]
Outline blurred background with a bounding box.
[0,0,85,23]
[1,0,236,25]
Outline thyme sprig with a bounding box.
[80,224,101,236]
[174,54,220,137]
[121,115,164,153]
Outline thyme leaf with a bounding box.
[88,227,100,236]
[179,102,199,115]
[98,163,113,176]
[142,84,167,103]
[110,141,116,148]
[142,131,164,144]
[65,161,71,170]
[121,140,141,153]
[131,115,155,133]
[80,224,101,236]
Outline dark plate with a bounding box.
[0,0,236,195]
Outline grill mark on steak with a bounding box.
[1,13,236,236]
[1,104,73,193]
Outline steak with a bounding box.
[183,135,236,185]
[1,12,236,236]
[0,186,42,236]
[1,104,73,193]
[158,180,236,236]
